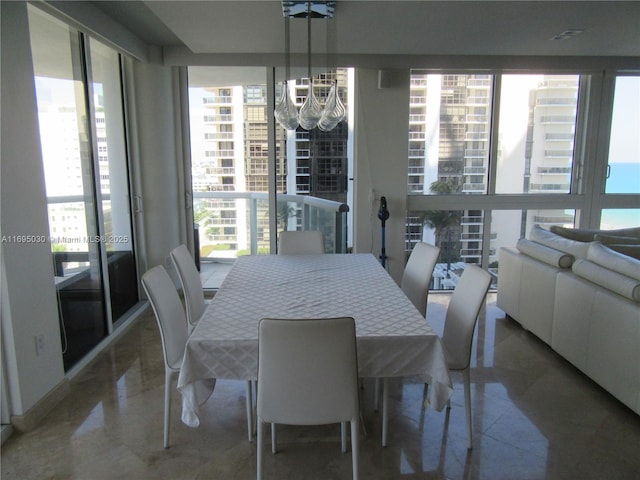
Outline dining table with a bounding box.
[177,253,453,446]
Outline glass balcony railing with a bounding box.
[192,191,349,260]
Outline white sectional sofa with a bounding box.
[497,225,640,415]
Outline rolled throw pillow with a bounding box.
[572,258,640,303]
[529,225,590,258]
[587,241,640,280]
[516,238,574,268]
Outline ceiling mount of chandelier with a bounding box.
[274,1,346,132]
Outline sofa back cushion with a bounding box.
[587,241,640,281]
[529,225,590,258]
[592,234,640,260]
[604,244,640,260]
[550,225,640,241]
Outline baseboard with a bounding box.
[1,424,14,445]
[10,378,70,432]
[9,302,148,432]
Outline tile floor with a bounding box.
[2,293,640,479]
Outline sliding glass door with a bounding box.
[28,6,138,370]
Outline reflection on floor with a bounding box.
[2,294,640,479]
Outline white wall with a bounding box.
[353,69,411,283]
[1,1,66,417]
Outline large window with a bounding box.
[28,6,138,370]
[407,71,639,290]
[187,67,352,266]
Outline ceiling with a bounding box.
[88,1,640,58]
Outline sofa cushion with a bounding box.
[529,225,590,258]
[572,258,640,302]
[550,225,640,241]
[516,238,574,268]
[587,241,640,280]
[594,234,640,245]
[605,244,640,260]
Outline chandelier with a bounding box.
[274,1,346,132]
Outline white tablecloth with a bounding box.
[177,253,452,427]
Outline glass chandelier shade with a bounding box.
[274,1,344,132]
[318,79,346,131]
[274,80,300,130]
[298,78,324,130]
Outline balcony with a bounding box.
[461,215,483,225]
[467,78,491,88]
[203,96,233,105]
[537,166,571,175]
[544,150,573,159]
[464,166,486,175]
[193,191,349,259]
[545,133,574,141]
[464,149,487,159]
[529,183,570,192]
[466,96,490,105]
[465,132,488,141]
[540,115,576,124]
[462,183,486,193]
[536,97,578,106]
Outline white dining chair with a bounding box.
[440,264,491,449]
[170,244,254,442]
[374,242,440,412]
[379,264,491,449]
[141,265,191,449]
[256,317,360,480]
[401,242,440,318]
[277,230,325,254]
[170,244,206,333]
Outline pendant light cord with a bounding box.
[307,1,312,80]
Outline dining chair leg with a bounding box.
[246,380,254,442]
[381,377,389,447]
[351,418,359,480]
[256,418,264,480]
[374,377,380,411]
[341,422,347,453]
[163,369,171,449]
[463,368,473,449]
[271,423,277,453]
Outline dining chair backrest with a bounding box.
[441,264,492,371]
[142,265,188,370]
[400,242,440,317]
[277,230,325,255]
[257,317,359,425]
[170,244,205,329]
